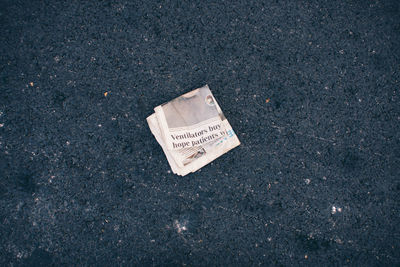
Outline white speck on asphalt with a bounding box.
[331,205,342,214]
[174,219,188,233]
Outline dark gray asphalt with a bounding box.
[0,0,399,265]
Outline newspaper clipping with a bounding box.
[147,85,240,176]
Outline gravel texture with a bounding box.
[0,0,399,265]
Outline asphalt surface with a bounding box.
[0,0,399,266]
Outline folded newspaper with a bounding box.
[147,85,240,176]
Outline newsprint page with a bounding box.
[147,85,240,176]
